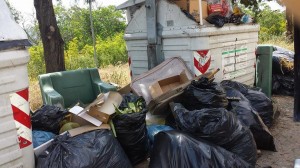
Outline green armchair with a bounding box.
[38,68,116,109]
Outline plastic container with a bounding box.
[118,0,259,86]
[0,0,33,167]
[256,45,274,97]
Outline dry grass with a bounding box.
[98,63,131,87]
[260,38,294,51]
[29,63,131,111]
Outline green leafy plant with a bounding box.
[114,98,144,115]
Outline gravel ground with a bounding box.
[256,95,300,168]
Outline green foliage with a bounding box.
[256,3,286,42]
[115,98,144,115]
[54,5,126,49]
[94,33,127,67]
[27,5,127,78]
[28,42,46,79]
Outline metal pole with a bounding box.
[145,0,163,70]
[294,20,300,121]
[198,0,203,25]
[89,1,99,68]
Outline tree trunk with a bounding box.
[286,7,294,41]
[34,0,65,73]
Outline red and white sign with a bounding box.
[9,88,32,149]
[194,50,212,76]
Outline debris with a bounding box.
[272,46,295,96]
[31,105,68,134]
[221,80,274,127]
[181,77,228,110]
[171,103,257,166]
[223,86,276,151]
[37,130,132,168]
[112,94,149,165]
[147,125,173,144]
[149,131,252,168]
[32,130,56,148]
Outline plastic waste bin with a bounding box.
[256,45,273,97]
[0,1,34,167]
[118,0,259,86]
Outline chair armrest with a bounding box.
[43,88,65,108]
[93,81,117,94]
[39,74,65,108]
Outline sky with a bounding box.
[7,0,283,22]
[7,0,128,16]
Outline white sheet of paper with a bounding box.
[78,112,102,127]
[69,106,84,115]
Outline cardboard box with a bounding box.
[149,71,189,99]
[189,0,208,22]
[170,0,188,11]
[69,91,123,126]
[148,71,212,115]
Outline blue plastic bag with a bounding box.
[32,130,56,148]
[147,125,173,144]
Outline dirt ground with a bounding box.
[256,95,300,168]
[135,95,300,168]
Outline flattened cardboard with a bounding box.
[170,0,188,11]
[118,84,132,95]
[87,91,123,123]
[68,124,110,137]
[189,0,208,21]
[149,71,189,99]
[69,91,122,126]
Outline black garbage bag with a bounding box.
[221,80,274,127]
[37,130,132,168]
[113,94,149,165]
[182,77,228,110]
[272,46,294,76]
[149,131,252,168]
[31,105,68,134]
[171,103,257,166]
[119,93,146,110]
[272,46,294,96]
[245,89,274,127]
[223,86,276,151]
[206,14,226,28]
[272,74,294,96]
[113,110,149,165]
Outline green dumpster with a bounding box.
[256,45,274,98]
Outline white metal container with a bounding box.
[122,0,259,85]
[0,1,34,168]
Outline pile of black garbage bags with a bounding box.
[149,78,276,168]
[272,46,294,96]
[33,78,276,168]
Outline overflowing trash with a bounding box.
[171,103,257,166]
[149,131,252,168]
[147,125,173,148]
[112,94,149,165]
[182,77,228,110]
[32,130,56,148]
[31,105,68,134]
[37,130,132,168]
[221,80,274,127]
[223,86,276,151]
[272,46,294,96]
[32,57,279,168]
